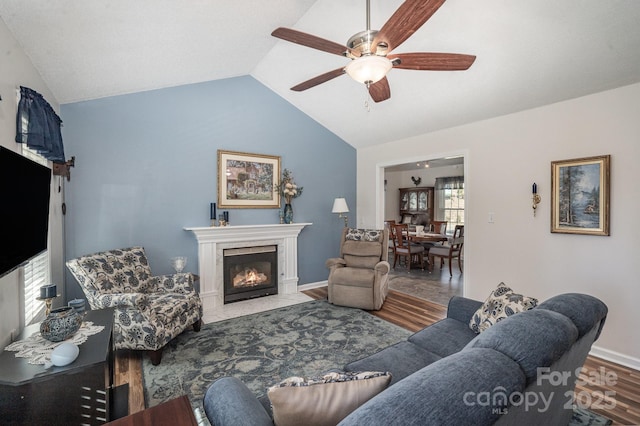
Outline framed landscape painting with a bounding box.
[551,155,610,236]
[217,150,281,208]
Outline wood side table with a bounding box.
[105,395,198,426]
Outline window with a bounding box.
[22,147,50,324]
[23,251,50,324]
[435,176,464,235]
[442,188,464,235]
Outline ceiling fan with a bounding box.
[271,0,476,103]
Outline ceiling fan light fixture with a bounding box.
[345,55,392,85]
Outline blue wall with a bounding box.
[61,76,356,299]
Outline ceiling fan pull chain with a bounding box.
[364,85,371,112]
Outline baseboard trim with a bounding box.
[298,281,328,291]
[589,345,640,371]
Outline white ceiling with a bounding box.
[2,0,640,149]
[385,156,463,172]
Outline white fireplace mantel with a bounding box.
[185,223,311,322]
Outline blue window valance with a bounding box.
[15,86,65,162]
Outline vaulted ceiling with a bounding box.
[2,0,639,149]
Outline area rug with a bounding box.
[142,300,412,411]
[142,299,612,426]
[388,275,461,306]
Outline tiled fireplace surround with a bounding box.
[185,224,313,323]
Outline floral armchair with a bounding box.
[66,246,203,365]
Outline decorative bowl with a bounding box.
[40,306,82,342]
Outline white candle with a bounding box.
[40,284,57,298]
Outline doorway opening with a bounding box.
[382,155,465,306]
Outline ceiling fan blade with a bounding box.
[390,52,476,70]
[272,27,352,57]
[291,67,346,92]
[368,77,391,103]
[373,0,446,53]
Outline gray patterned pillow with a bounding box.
[267,371,391,426]
[469,282,538,333]
[345,228,383,242]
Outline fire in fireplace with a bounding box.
[223,245,278,303]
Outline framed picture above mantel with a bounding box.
[217,150,281,209]
[551,155,610,236]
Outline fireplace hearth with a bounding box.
[223,245,278,304]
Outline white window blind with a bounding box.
[24,251,50,324]
[21,147,51,325]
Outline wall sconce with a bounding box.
[532,183,541,216]
[332,197,349,227]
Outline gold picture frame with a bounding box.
[551,155,610,235]
[217,150,281,209]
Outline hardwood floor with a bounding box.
[114,349,145,414]
[116,287,640,425]
[303,286,447,333]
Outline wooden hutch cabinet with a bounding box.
[399,186,434,223]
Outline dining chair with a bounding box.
[428,225,464,276]
[430,221,447,235]
[391,224,425,271]
[417,220,448,254]
[384,220,396,258]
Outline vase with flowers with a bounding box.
[276,169,303,224]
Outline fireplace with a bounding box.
[186,223,311,322]
[223,245,278,303]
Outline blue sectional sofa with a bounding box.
[203,293,607,426]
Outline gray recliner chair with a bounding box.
[326,228,390,311]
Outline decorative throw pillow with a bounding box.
[345,228,382,242]
[267,371,391,426]
[469,282,538,333]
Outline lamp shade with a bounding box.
[331,198,349,214]
[344,56,392,84]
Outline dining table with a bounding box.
[407,231,449,244]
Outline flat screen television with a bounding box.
[0,146,52,278]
